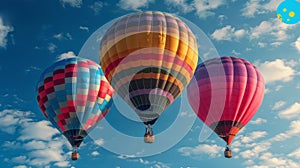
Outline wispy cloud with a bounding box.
[272,101,286,110]
[239,141,271,159]
[25,66,41,73]
[89,1,105,15]
[250,118,267,125]
[193,0,225,19]
[278,103,300,120]
[240,131,267,144]
[91,151,100,156]
[117,155,170,168]
[241,0,280,18]
[48,43,57,53]
[231,49,241,56]
[293,37,300,53]
[256,59,295,84]
[178,144,223,158]
[248,152,299,168]
[79,26,89,32]
[60,0,82,8]
[94,138,105,146]
[53,32,72,40]
[13,165,27,168]
[271,120,300,141]
[211,25,246,41]
[164,0,194,13]
[117,0,154,11]
[249,18,296,44]
[0,16,14,48]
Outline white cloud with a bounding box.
[250,18,295,43]
[117,155,170,168]
[23,140,47,150]
[257,42,266,48]
[240,131,267,144]
[94,138,105,146]
[270,42,282,47]
[293,37,300,52]
[53,33,72,40]
[25,66,41,72]
[28,147,66,166]
[272,101,286,110]
[275,85,283,91]
[234,29,247,38]
[211,25,246,41]
[218,15,227,21]
[79,26,89,32]
[48,43,57,53]
[89,1,104,14]
[193,0,225,19]
[178,144,223,158]
[60,0,82,8]
[57,51,77,60]
[240,142,271,159]
[278,103,300,120]
[232,49,241,56]
[165,0,194,13]
[117,0,154,11]
[250,118,267,125]
[256,59,295,84]
[18,120,59,141]
[1,109,70,167]
[271,120,300,141]
[288,148,300,159]
[91,151,100,156]
[249,152,299,168]
[0,110,32,134]
[241,0,280,18]
[0,17,14,48]
[13,166,27,168]
[12,156,28,164]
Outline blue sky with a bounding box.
[1,0,300,167]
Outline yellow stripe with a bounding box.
[107,59,191,86]
[100,32,198,71]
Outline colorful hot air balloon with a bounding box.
[99,11,198,143]
[36,57,113,160]
[187,56,265,158]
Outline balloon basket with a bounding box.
[224,147,232,158]
[72,151,79,160]
[144,134,155,143]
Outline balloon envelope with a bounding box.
[36,57,113,147]
[99,11,198,124]
[187,56,265,145]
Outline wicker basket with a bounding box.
[72,152,79,160]
[144,134,155,143]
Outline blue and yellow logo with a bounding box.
[277,0,300,24]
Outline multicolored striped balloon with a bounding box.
[187,56,265,157]
[99,11,198,125]
[36,57,113,154]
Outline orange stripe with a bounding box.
[100,32,198,71]
[106,59,191,86]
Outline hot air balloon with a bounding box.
[36,57,113,160]
[187,56,265,158]
[99,11,198,143]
